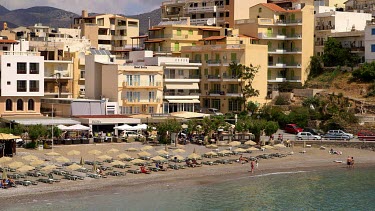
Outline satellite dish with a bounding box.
[207,18,215,26]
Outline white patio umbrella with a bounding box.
[114,124,134,130]
[57,124,70,130]
[133,124,148,130]
[66,124,90,131]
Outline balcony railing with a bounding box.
[122,81,162,87]
[1,51,40,56]
[258,33,302,39]
[222,59,240,65]
[148,34,196,39]
[164,75,200,79]
[207,75,221,79]
[268,63,301,67]
[164,92,200,96]
[206,60,221,65]
[29,87,39,92]
[268,48,301,53]
[222,74,240,79]
[209,90,225,95]
[315,25,335,30]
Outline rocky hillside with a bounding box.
[129,8,161,35]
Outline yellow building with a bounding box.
[236,2,314,94]
[161,0,266,28]
[73,10,139,59]
[181,34,268,113]
[145,18,222,57]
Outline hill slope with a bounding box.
[129,8,161,35]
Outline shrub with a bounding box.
[25,142,37,149]
[275,96,290,105]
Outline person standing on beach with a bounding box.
[255,159,259,169]
[251,161,255,173]
[351,157,355,168]
[347,156,352,168]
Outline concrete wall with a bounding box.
[293,88,324,97]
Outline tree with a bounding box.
[352,61,375,82]
[186,119,198,136]
[246,101,259,115]
[322,38,352,67]
[155,119,181,144]
[308,55,324,78]
[264,121,279,136]
[27,124,48,145]
[229,62,260,109]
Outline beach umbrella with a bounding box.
[88,150,102,156]
[126,148,138,152]
[17,165,34,173]
[57,124,69,130]
[22,155,39,161]
[137,151,151,157]
[248,147,259,151]
[173,155,184,161]
[2,168,7,179]
[245,140,257,146]
[107,148,120,154]
[151,156,166,162]
[66,163,82,171]
[55,156,70,163]
[130,159,145,164]
[263,145,274,149]
[141,146,153,151]
[117,153,131,159]
[67,150,81,156]
[219,150,232,154]
[173,149,185,154]
[133,124,148,130]
[274,144,286,149]
[228,141,241,147]
[234,148,247,153]
[8,161,24,169]
[204,151,217,157]
[30,159,45,167]
[45,152,60,156]
[41,165,57,171]
[188,153,201,160]
[114,124,134,130]
[97,155,112,160]
[111,160,125,166]
[156,150,169,155]
[206,144,218,149]
[0,156,12,165]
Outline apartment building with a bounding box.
[345,0,375,14]
[181,34,268,113]
[0,38,44,116]
[365,21,375,62]
[73,10,139,58]
[235,2,314,94]
[161,0,266,28]
[145,18,222,56]
[314,7,371,56]
[85,50,163,115]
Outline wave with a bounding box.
[251,170,309,178]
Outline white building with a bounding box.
[365,21,375,62]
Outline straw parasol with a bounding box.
[263,145,274,149]
[151,156,166,162]
[30,159,45,167]
[126,147,138,152]
[55,156,70,163]
[156,150,168,155]
[204,151,217,156]
[219,150,232,154]
[97,155,112,160]
[137,151,151,157]
[141,146,153,151]
[248,147,259,151]
[0,156,12,165]
[130,159,145,164]
[173,149,185,154]
[88,150,102,156]
[117,153,131,159]
[107,148,120,154]
[45,152,60,156]
[245,140,257,146]
[67,150,81,156]
[188,153,201,159]
[206,144,218,149]
[110,160,125,166]
[8,161,24,169]
[234,148,247,153]
[17,165,34,172]
[66,163,82,171]
[41,165,57,171]
[274,144,286,148]
[228,141,241,147]
[22,155,39,162]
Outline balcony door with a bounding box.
[149,91,155,102]
[126,75,133,86]
[149,75,155,86]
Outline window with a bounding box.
[177,29,181,36]
[226,12,229,17]
[212,99,221,110]
[29,63,39,74]
[204,68,208,75]
[231,53,237,61]
[3,46,8,51]
[204,54,209,61]
[28,99,35,110]
[17,99,23,111]
[17,63,26,74]
[5,99,12,111]
[148,106,154,114]
[111,30,115,35]
[220,12,224,17]
[188,30,193,35]
[372,28,375,35]
[80,71,85,79]
[200,14,205,18]
[29,80,39,92]
[371,44,375,52]
[97,18,104,26]
[259,8,262,13]
[7,63,10,67]
[229,99,241,112]
[149,91,155,101]
[178,70,184,75]
[6,81,10,85]
[17,80,27,92]
[174,42,180,52]
[225,0,229,5]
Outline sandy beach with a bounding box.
[0,142,374,205]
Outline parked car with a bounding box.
[323,133,351,141]
[357,130,375,141]
[284,124,303,134]
[296,132,322,140]
[327,130,354,139]
[303,128,323,136]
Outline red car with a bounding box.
[284,124,303,134]
[357,130,375,141]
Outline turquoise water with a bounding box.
[8,167,375,211]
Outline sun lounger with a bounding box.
[168,164,180,170]
[87,173,102,179]
[37,178,54,184]
[127,169,141,174]
[148,167,160,172]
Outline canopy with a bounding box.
[0,133,20,140]
[66,163,82,171]
[168,100,200,104]
[114,124,135,130]
[57,124,70,130]
[133,124,148,130]
[66,124,90,131]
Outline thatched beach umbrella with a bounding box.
[188,153,201,160]
[0,157,12,166]
[126,147,138,152]
[130,159,145,164]
[173,149,185,154]
[245,140,257,146]
[206,144,218,149]
[274,144,286,149]
[88,149,102,161]
[22,155,39,162]
[151,156,166,162]
[45,152,60,156]
[41,165,57,171]
[141,146,153,151]
[219,150,232,154]
[107,148,120,154]
[110,160,125,166]
[117,153,131,159]
[55,156,70,163]
[248,147,259,151]
[8,161,24,169]
[17,165,34,172]
[156,150,168,155]
[137,151,151,157]
[204,151,217,157]
[30,159,45,167]
[66,163,82,171]
[228,141,241,147]
[173,155,184,161]
[97,155,112,160]
[234,148,247,153]
[263,145,274,149]
[67,150,81,156]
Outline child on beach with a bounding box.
[250,161,255,173]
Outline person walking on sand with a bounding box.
[251,161,255,173]
[351,157,355,168]
[347,156,352,168]
[255,159,259,169]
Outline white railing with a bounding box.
[1,51,40,56]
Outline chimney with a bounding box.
[82,10,88,18]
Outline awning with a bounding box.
[200,36,226,41]
[131,35,148,39]
[199,28,221,31]
[165,83,199,90]
[148,27,165,31]
[168,99,200,104]
[144,39,164,43]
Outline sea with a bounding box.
[7,167,375,211]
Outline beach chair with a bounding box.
[127,169,141,174]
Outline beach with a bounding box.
[0,142,374,207]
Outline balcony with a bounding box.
[206,75,221,81]
[222,59,240,66]
[267,76,301,83]
[164,91,200,100]
[164,75,200,83]
[122,81,162,89]
[257,18,302,26]
[268,63,301,68]
[222,74,241,82]
[268,48,302,54]
[123,98,161,104]
[315,25,335,31]
[1,51,40,56]
[186,5,224,13]
[190,18,216,25]
[258,33,302,40]
[226,92,243,97]
[181,44,245,52]
[206,60,221,66]
[44,72,72,79]
[209,90,225,96]
[350,46,365,52]
[113,35,128,40]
